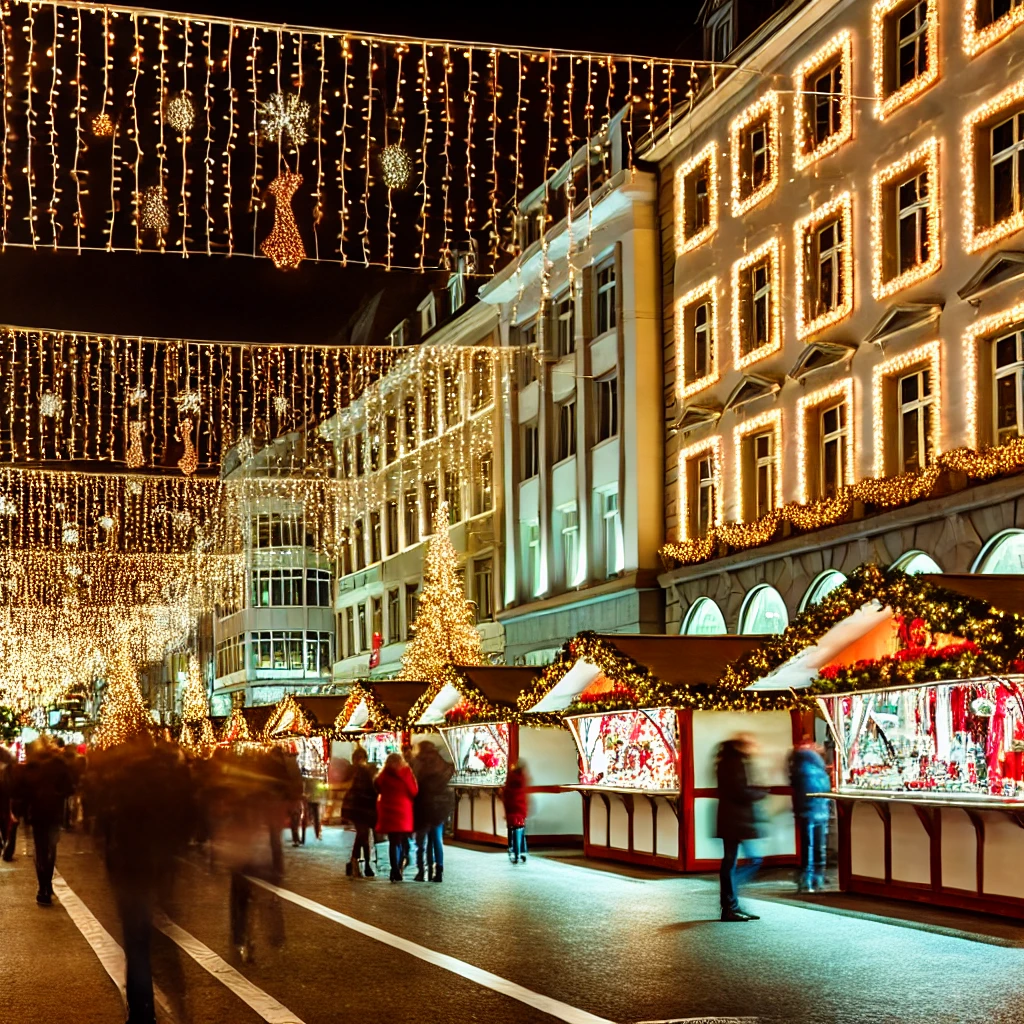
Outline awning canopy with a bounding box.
[409,665,541,726]
[334,681,429,734]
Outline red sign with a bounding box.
[368,631,383,668]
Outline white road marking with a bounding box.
[154,913,306,1024]
[51,872,174,1021]
[248,875,618,1024]
[635,1018,759,1023]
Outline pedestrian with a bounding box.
[374,752,418,883]
[715,733,767,923]
[789,737,832,893]
[342,747,377,878]
[501,761,529,864]
[301,772,324,844]
[0,744,16,859]
[10,736,76,905]
[412,741,453,883]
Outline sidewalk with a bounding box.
[0,844,124,1022]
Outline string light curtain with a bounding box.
[0,1,691,271]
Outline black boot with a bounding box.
[432,866,443,883]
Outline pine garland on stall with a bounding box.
[400,502,483,684]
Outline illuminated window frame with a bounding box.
[793,30,854,169]
[963,300,1024,449]
[733,409,783,522]
[870,340,941,477]
[675,142,719,255]
[962,78,1024,254]
[678,435,723,541]
[676,276,719,399]
[963,0,1024,57]
[872,0,939,120]
[794,192,854,340]
[870,137,941,299]
[731,237,782,370]
[796,378,855,504]
[730,91,781,217]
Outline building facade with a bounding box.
[479,113,665,664]
[325,277,507,681]
[643,0,1024,633]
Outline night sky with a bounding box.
[0,3,701,346]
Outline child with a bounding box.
[501,761,529,864]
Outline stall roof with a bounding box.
[920,574,1024,615]
[454,666,540,709]
[335,680,430,733]
[410,665,542,726]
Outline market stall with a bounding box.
[730,565,1024,919]
[331,680,430,767]
[407,665,582,846]
[520,633,804,871]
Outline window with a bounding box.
[422,384,437,439]
[556,400,577,462]
[560,506,579,587]
[732,239,781,367]
[369,432,381,472]
[371,596,383,642]
[739,584,788,635]
[525,522,541,596]
[696,456,716,539]
[250,630,308,671]
[357,603,368,652]
[897,1,929,86]
[251,568,304,607]
[386,499,399,556]
[973,528,1024,573]
[444,470,461,523]
[370,509,382,563]
[342,438,353,478]
[344,607,355,657]
[991,112,1024,226]
[676,279,720,399]
[708,6,732,61]
[897,171,930,275]
[681,597,727,635]
[353,518,367,571]
[474,452,493,514]
[675,143,718,254]
[473,557,494,621]
[404,489,419,547]
[305,569,332,607]
[354,433,365,476]
[693,302,713,381]
[556,294,576,357]
[795,193,853,338]
[387,588,401,644]
[603,491,623,577]
[250,513,306,549]
[518,322,539,385]
[730,92,780,215]
[215,635,246,677]
[820,402,848,499]
[339,527,352,576]
[995,327,1024,444]
[443,365,461,428]
[423,477,439,531]
[596,375,618,442]
[470,353,493,411]
[405,584,419,634]
[404,396,418,451]
[966,0,1024,56]
[749,258,771,351]
[596,262,617,336]
[753,432,775,519]
[897,368,934,472]
[872,0,939,119]
[891,550,942,575]
[795,32,852,165]
[816,217,844,317]
[799,570,847,611]
[749,124,769,192]
[386,321,407,347]
[522,423,540,479]
[419,294,437,335]
[447,271,465,313]
[385,413,398,464]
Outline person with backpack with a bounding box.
[789,738,832,892]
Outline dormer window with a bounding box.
[418,294,437,335]
[447,272,465,314]
[706,2,734,62]
[386,320,408,347]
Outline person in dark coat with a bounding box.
[375,752,418,882]
[342,747,377,878]
[789,739,832,892]
[501,762,529,864]
[0,745,16,858]
[412,741,454,882]
[10,737,76,904]
[715,734,766,922]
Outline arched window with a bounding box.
[799,570,847,611]
[891,550,942,575]
[681,596,727,635]
[739,584,788,635]
[973,530,1024,574]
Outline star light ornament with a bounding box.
[258,92,311,148]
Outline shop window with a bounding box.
[556,399,577,462]
[595,374,618,442]
[473,452,494,515]
[595,261,617,336]
[370,509,382,563]
[305,569,332,607]
[522,423,540,479]
[676,277,718,398]
[799,570,847,611]
[387,588,401,644]
[386,499,399,556]
[964,0,1024,57]
[681,596,727,635]
[732,239,780,367]
[793,32,852,168]
[891,550,942,574]
[871,0,938,119]
[739,584,788,635]
[730,92,780,215]
[679,439,722,541]
[473,557,494,621]
[385,412,398,464]
[555,293,576,357]
[404,488,419,547]
[675,142,718,254]
[795,193,853,339]
[973,528,1024,573]
[560,506,579,587]
[603,490,623,578]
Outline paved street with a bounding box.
[2,826,1024,1024]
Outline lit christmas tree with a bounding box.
[400,501,484,682]
[179,653,217,755]
[94,648,152,749]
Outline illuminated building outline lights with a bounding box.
[729,91,780,217]
[677,435,723,542]
[675,142,719,256]
[794,191,854,340]
[731,237,782,371]
[870,137,941,299]
[962,78,1024,254]
[870,340,941,478]
[963,301,1024,449]
[872,0,940,120]
[676,276,720,399]
[796,377,855,504]
[962,0,1024,57]
[793,30,854,169]
[733,408,783,522]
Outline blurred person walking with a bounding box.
[0,744,16,860]
[375,752,418,883]
[715,734,767,922]
[342,747,377,878]
[789,738,832,892]
[412,741,453,882]
[301,772,324,844]
[501,761,529,864]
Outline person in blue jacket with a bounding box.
[789,739,832,892]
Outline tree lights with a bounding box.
[794,192,853,340]
[676,276,719,399]
[729,91,780,217]
[674,141,718,255]
[871,0,939,120]
[792,30,853,169]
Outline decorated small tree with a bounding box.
[179,653,217,755]
[94,648,152,749]
[400,501,484,683]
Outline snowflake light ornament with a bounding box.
[174,511,193,530]
[0,496,17,517]
[258,92,311,148]
[176,389,201,416]
[39,391,62,418]
[126,480,143,496]
[62,524,80,547]
[274,394,289,415]
[98,515,115,531]
[130,386,148,406]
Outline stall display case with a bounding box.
[569,708,679,790]
[444,722,510,786]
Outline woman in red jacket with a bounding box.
[375,753,419,882]
[501,762,529,864]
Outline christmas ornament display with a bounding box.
[91,112,114,137]
[258,91,311,148]
[125,421,145,469]
[139,185,170,237]
[165,91,196,134]
[260,172,306,270]
[380,144,414,190]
